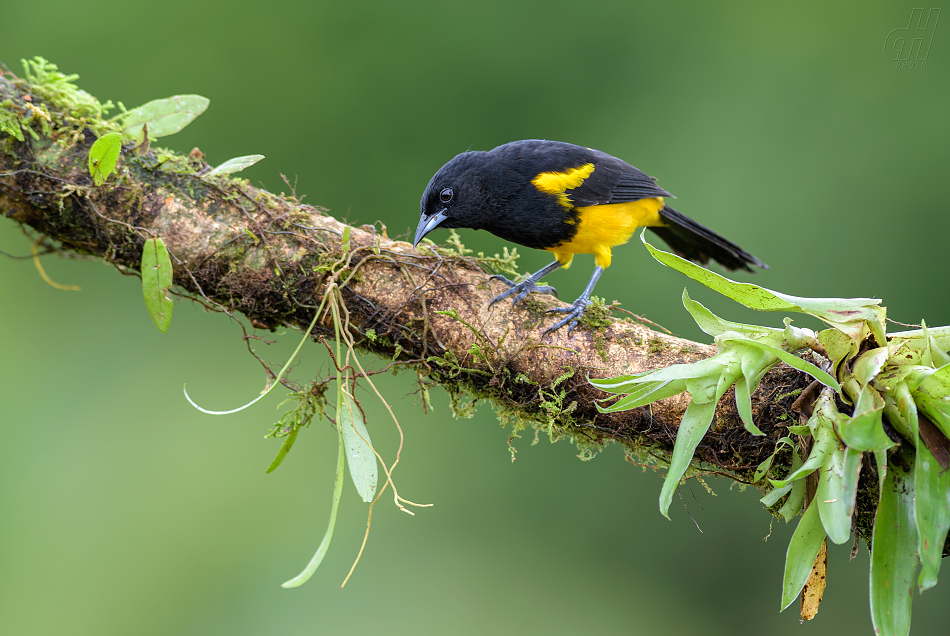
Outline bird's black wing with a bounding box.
[565,154,673,207]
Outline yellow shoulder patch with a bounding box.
[531,163,595,209]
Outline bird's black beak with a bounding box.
[413,209,448,247]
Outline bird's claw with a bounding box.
[488,276,558,307]
[543,298,590,336]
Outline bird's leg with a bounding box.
[544,266,604,335]
[488,260,563,307]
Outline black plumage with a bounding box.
[414,139,767,333]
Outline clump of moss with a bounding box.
[422,229,521,277]
[647,336,666,354]
[578,295,612,361]
[14,57,117,138]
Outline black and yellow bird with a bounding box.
[413,139,767,333]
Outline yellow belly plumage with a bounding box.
[545,197,665,269]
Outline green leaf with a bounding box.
[141,237,174,333]
[769,415,837,488]
[682,290,785,346]
[761,482,792,506]
[837,385,897,452]
[923,322,950,368]
[754,437,795,482]
[760,447,806,521]
[590,373,653,394]
[725,337,840,392]
[852,347,890,386]
[914,362,950,429]
[117,95,210,141]
[778,452,806,523]
[916,438,950,591]
[658,399,718,519]
[870,452,917,636]
[778,477,807,522]
[888,324,950,368]
[598,380,683,413]
[643,232,884,343]
[734,375,763,436]
[87,132,122,186]
[339,392,377,502]
[595,355,728,413]
[819,328,856,377]
[282,421,346,588]
[265,425,300,474]
[781,501,826,611]
[203,154,265,177]
[816,445,862,545]
[882,381,920,442]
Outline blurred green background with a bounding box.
[2,1,948,634]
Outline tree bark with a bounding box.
[0,70,870,542]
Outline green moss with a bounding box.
[776,388,803,402]
[424,229,521,277]
[0,100,24,141]
[647,336,665,354]
[578,295,612,361]
[14,57,117,138]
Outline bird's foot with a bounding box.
[543,297,591,336]
[488,274,558,307]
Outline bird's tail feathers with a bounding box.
[649,205,767,273]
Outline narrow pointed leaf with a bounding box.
[761,482,793,506]
[590,373,653,393]
[735,375,763,436]
[203,154,265,177]
[816,446,862,545]
[755,437,795,483]
[682,290,784,345]
[916,438,950,591]
[781,502,826,611]
[769,423,836,487]
[883,382,920,442]
[282,424,346,587]
[870,453,916,636]
[141,237,174,332]
[726,337,839,391]
[265,425,300,474]
[597,380,682,413]
[339,392,377,502]
[658,399,717,519]
[643,233,883,342]
[87,132,122,186]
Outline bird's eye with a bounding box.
[439,188,453,203]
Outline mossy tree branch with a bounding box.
[0,66,879,544]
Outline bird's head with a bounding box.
[414,151,490,247]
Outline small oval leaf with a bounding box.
[203,154,265,177]
[118,95,210,141]
[141,237,174,332]
[88,132,122,186]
